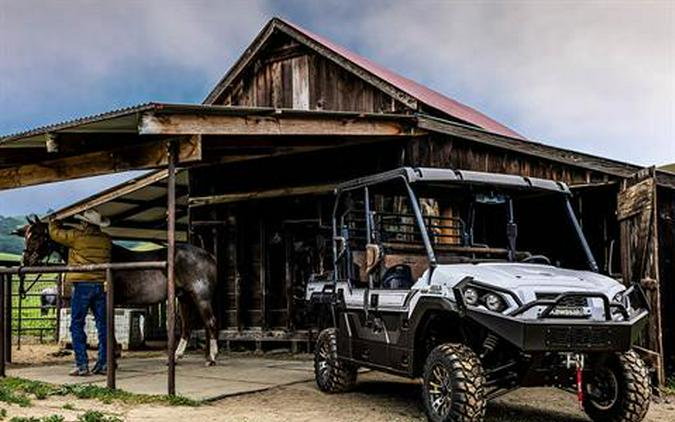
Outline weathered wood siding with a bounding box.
[657,187,675,373]
[405,134,606,185]
[214,37,409,113]
[189,134,627,333]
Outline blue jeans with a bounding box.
[71,282,106,369]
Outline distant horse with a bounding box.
[18,216,220,365]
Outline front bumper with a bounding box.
[454,280,650,352]
[465,307,649,352]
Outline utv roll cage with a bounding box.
[331,167,600,284]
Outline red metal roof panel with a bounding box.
[281,18,526,140]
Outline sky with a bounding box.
[0,0,673,216]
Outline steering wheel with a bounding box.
[521,255,551,265]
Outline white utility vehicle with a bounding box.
[309,167,651,422]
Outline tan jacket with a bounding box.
[48,221,112,283]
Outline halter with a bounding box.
[20,235,65,300]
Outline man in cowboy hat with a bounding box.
[49,209,112,376]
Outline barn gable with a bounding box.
[205,17,525,140]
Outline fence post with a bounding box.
[166,140,177,396]
[54,273,62,343]
[5,275,12,362]
[16,275,21,350]
[0,274,5,377]
[106,268,115,389]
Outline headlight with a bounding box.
[484,293,505,312]
[461,285,508,312]
[464,287,479,305]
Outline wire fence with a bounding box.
[0,260,60,346]
[12,273,60,345]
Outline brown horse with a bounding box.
[17,216,220,365]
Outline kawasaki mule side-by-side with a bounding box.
[309,167,651,422]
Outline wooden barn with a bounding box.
[1,18,673,383]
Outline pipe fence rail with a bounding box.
[0,261,167,390]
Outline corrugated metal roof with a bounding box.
[2,101,672,190]
[0,102,413,147]
[279,18,526,140]
[47,169,189,242]
[0,103,157,146]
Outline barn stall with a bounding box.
[1,17,674,399]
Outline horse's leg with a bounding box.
[191,296,218,366]
[175,298,191,360]
[204,323,211,362]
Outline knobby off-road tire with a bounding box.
[583,350,651,422]
[314,328,357,393]
[422,343,487,422]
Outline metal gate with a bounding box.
[13,273,62,347]
[617,167,665,384]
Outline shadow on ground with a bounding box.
[350,377,588,422]
[487,402,587,422]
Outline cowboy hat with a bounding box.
[74,209,110,228]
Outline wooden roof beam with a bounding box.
[139,112,419,137]
[0,136,201,191]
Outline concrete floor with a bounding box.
[7,354,315,401]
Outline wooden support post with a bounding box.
[234,214,242,332]
[16,275,22,351]
[166,140,177,396]
[4,275,12,363]
[54,274,62,343]
[106,268,116,389]
[284,227,294,332]
[210,206,223,342]
[260,220,267,331]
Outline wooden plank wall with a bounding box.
[618,175,665,383]
[406,134,605,185]
[657,187,675,373]
[214,37,409,114]
[189,135,626,336]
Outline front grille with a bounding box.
[545,327,614,349]
[536,293,589,307]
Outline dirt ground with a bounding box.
[3,344,675,422]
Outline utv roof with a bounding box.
[336,167,571,194]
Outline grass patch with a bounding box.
[0,385,31,407]
[0,408,7,420]
[0,378,200,407]
[0,252,20,262]
[76,411,120,422]
[665,376,675,395]
[61,404,75,411]
[10,274,59,338]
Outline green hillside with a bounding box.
[660,163,675,173]
[0,215,25,255]
[0,252,20,262]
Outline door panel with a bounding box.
[618,168,664,384]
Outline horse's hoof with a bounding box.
[205,360,216,367]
